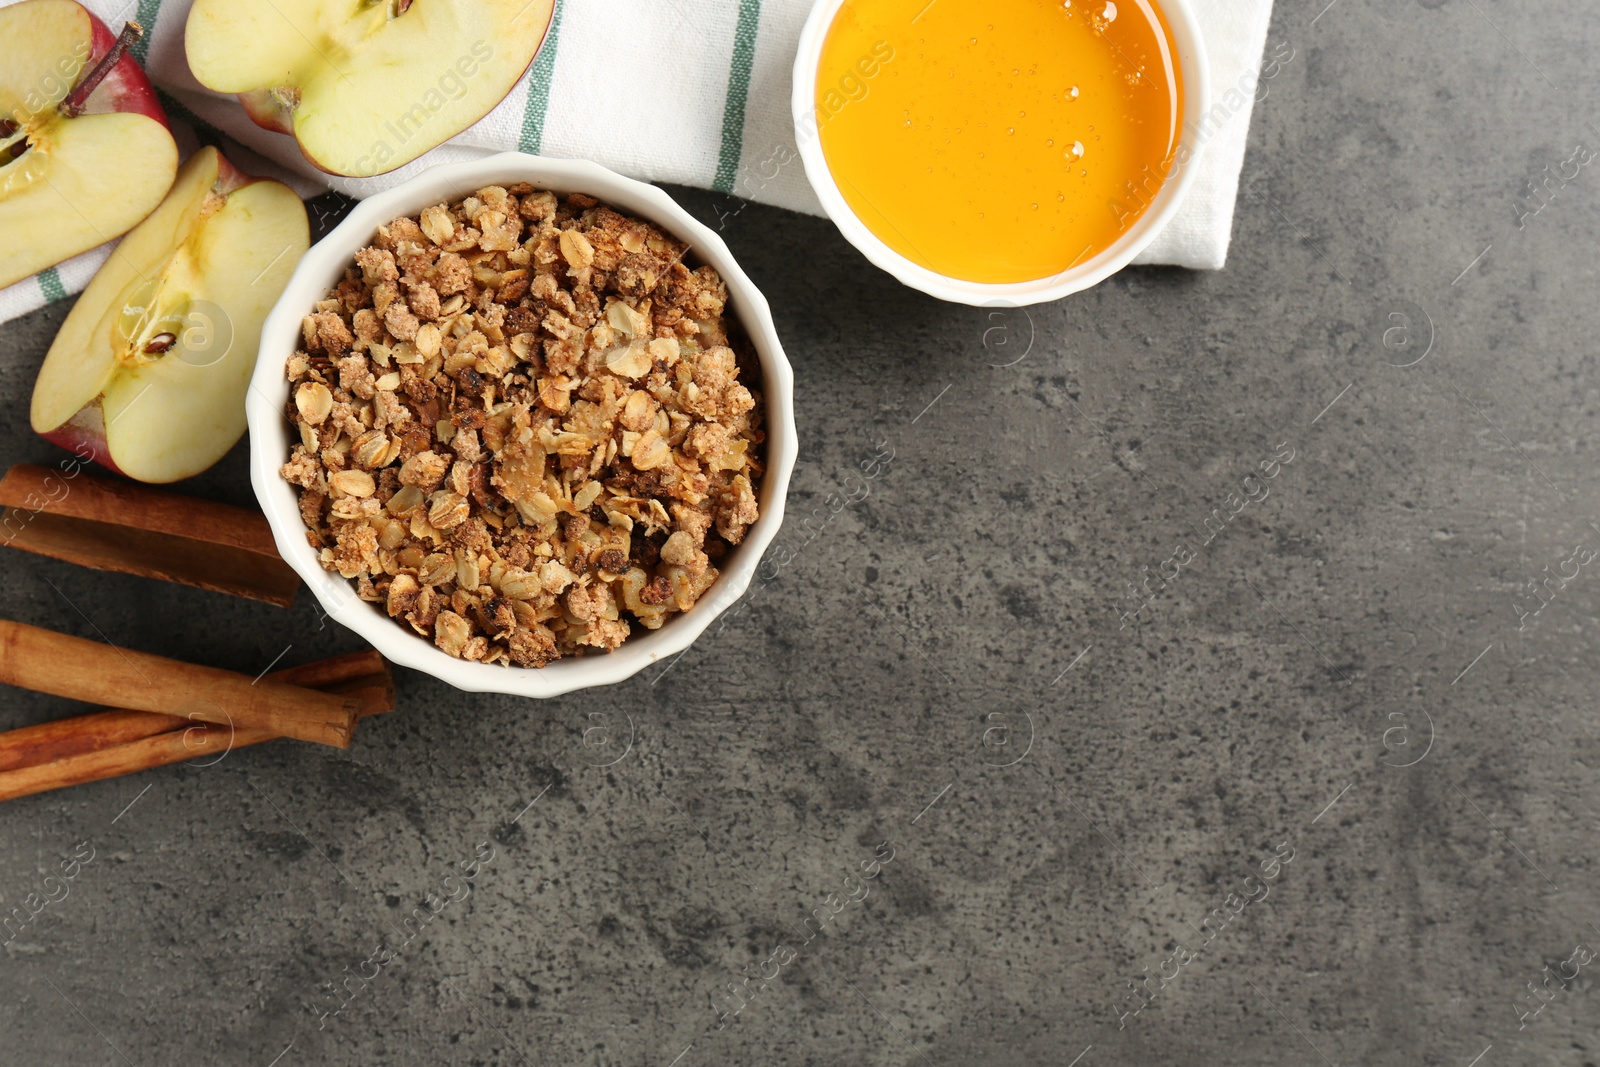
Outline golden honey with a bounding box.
[816,0,1184,284]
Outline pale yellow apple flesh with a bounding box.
[0,0,177,289]
[185,0,554,178]
[32,146,308,483]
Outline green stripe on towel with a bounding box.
[517,0,566,155]
[38,267,66,304]
[131,0,163,63]
[713,0,764,194]
[154,89,227,147]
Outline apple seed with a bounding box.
[143,332,177,354]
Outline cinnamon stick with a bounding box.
[0,620,359,748]
[262,650,390,693]
[0,670,395,803]
[0,464,299,607]
[0,708,182,773]
[0,650,387,772]
[0,723,283,802]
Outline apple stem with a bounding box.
[58,21,144,119]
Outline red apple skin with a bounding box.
[238,88,294,136]
[39,419,124,478]
[80,8,169,127]
[211,146,254,193]
[36,148,265,478]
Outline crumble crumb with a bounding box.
[281,186,765,667]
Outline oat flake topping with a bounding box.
[280,185,764,667]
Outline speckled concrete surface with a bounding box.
[4,1,1600,1064]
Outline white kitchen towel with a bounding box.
[0,0,1280,323]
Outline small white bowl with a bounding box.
[247,152,798,699]
[791,0,1211,306]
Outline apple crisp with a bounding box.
[279,185,764,667]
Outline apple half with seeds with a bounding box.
[184,0,556,179]
[31,146,309,483]
[0,0,177,290]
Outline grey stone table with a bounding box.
[4,1,1598,1063]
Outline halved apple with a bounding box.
[0,0,177,290]
[184,0,556,179]
[31,146,309,483]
